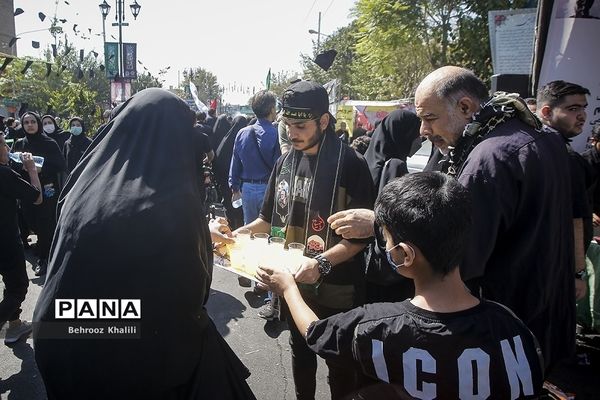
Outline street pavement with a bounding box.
[0,246,328,400]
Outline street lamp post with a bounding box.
[98,0,111,45]
[308,12,329,52]
[100,0,141,102]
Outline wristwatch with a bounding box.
[575,269,588,280]
[314,254,332,277]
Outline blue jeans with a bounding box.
[241,183,267,225]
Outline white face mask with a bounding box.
[70,126,83,136]
[43,124,56,134]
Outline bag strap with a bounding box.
[249,127,274,173]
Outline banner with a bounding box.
[538,0,600,152]
[189,82,208,113]
[123,43,137,79]
[104,42,119,79]
[111,81,131,104]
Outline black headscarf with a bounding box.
[214,115,247,181]
[33,89,254,399]
[12,111,66,187]
[42,114,69,150]
[210,114,232,152]
[364,109,420,192]
[64,116,92,173]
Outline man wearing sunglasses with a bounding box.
[258,172,544,399]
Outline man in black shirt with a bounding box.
[258,172,544,399]
[537,80,592,300]
[238,80,374,400]
[0,133,42,344]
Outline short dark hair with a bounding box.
[537,80,590,108]
[208,109,216,117]
[251,90,277,119]
[6,117,15,126]
[196,111,206,122]
[375,172,471,276]
[435,69,488,105]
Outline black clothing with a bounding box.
[33,88,255,400]
[352,126,366,141]
[63,133,92,173]
[192,125,212,202]
[554,132,594,254]
[336,129,349,144]
[205,115,216,129]
[362,110,421,303]
[581,145,600,215]
[0,165,40,246]
[307,300,544,399]
[214,116,247,229]
[364,110,420,193]
[42,115,69,151]
[284,297,359,400]
[211,115,232,152]
[12,114,66,261]
[5,126,24,142]
[0,164,39,324]
[260,135,374,292]
[437,118,575,372]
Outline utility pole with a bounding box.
[317,11,321,52]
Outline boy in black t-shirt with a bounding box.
[0,133,42,344]
[258,172,544,399]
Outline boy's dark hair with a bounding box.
[251,90,277,119]
[537,80,590,108]
[6,117,15,126]
[375,172,471,276]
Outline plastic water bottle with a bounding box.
[232,197,243,209]
[8,152,45,168]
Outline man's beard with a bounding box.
[297,125,324,152]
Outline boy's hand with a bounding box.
[256,265,296,296]
[209,217,234,245]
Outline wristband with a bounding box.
[575,269,588,280]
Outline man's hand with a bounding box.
[232,190,242,204]
[328,209,375,239]
[575,278,588,301]
[294,258,320,284]
[209,217,234,245]
[256,265,296,296]
[21,152,36,172]
[593,213,600,227]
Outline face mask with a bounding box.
[70,126,83,136]
[385,242,414,271]
[43,124,56,134]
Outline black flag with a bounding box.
[46,63,52,77]
[52,44,57,58]
[38,12,46,21]
[314,49,337,72]
[14,8,24,16]
[77,67,84,80]
[79,49,84,62]
[0,57,14,73]
[8,37,19,47]
[21,60,34,74]
[32,41,40,49]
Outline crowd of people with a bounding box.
[0,66,598,399]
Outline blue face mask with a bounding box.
[70,126,82,136]
[385,243,414,271]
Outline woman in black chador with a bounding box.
[33,89,256,400]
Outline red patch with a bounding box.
[311,213,325,232]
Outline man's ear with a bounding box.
[538,104,553,121]
[319,113,330,131]
[457,96,478,119]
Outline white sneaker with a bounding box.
[4,320,33,344]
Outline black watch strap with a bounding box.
[315,255,332,276]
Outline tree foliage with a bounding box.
[181,67,222,104]
[302,0,532,100]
